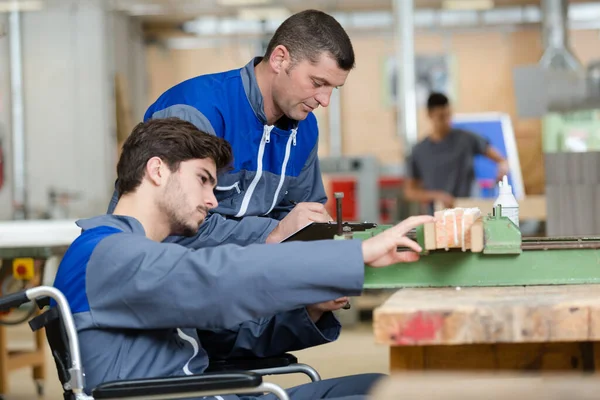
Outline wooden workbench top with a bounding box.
[373,284,600,346]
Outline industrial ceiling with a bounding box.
[108,0,599,22]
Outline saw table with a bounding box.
[344,204,600,373]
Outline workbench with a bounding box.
[373,284,600,373]
[0,219,79,398]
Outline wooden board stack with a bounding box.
[423,207,484,252]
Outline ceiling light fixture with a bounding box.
[0,0,44,13]
[443,0,494,11]
[218,0,271,6]
[238,6,290,21]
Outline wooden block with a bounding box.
[470,218,484,252]
[423,222,437,250]
[433,208,481,251]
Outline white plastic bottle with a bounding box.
[493,175,519,228]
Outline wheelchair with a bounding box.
[0,286,322,400]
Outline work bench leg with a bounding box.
[0,326,8,396]
[33,327,46,395]
[594,342,600,374]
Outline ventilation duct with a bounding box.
[513,0,593,118]
[539,0,581,71]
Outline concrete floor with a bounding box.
[3,320,388,399]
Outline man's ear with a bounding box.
[146,157,165,186]
[268,45,290,74]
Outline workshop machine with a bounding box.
[329,193,600,289]
[361,207,600,288]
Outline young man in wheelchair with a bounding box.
[53,117,433,399]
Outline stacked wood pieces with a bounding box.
[545,152,600,236]
[423,208,484,252]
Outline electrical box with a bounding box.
[12,258,35,280]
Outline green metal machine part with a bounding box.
[357,205,600,288]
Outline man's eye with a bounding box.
[200,176,207,184]
[312,80,322,88]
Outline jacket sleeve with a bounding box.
[269,142,328,220]
[198,307,341,359]
[197,308,341,359]
[85,233,365,331]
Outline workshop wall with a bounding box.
[20,1,116,218]
[112,12,147,142]
[0,14,12,220]
[0,1,147,221]
[145,27,600,196]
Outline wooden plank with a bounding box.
[470,219,483,252]
[390,342,590,371]
[373,285,600,346]
[390,346,424,370]
[423,222,436,251]
[6,350,44,372]
[33,326,46,382]
[371,373,600,400]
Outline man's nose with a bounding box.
[207,191,218,209]
[315,88,334,108]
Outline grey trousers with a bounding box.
[239,373,386,400]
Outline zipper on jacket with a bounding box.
[235,125,273,217]
[215,181,241,194]
[266,128,297,215]
[176,329,200,376]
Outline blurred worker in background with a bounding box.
[404,92,509,214]
[106,8,359,385]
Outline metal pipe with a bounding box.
[328,87,342,157]
[25,287,86,394]
[9,4,27,219]
[335,192,344,236]
[393,0,418,157]
[539,0,581,70]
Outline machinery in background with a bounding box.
[320,155,419,225]
[320,155,381,224]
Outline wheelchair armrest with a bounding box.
[92,371,262,399]
[206,353,298,372]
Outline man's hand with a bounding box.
[435,191,455,208]
[306,297,349,323]
[362,215,435,267]
[496,160,509,182]
[265,202,333,243]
